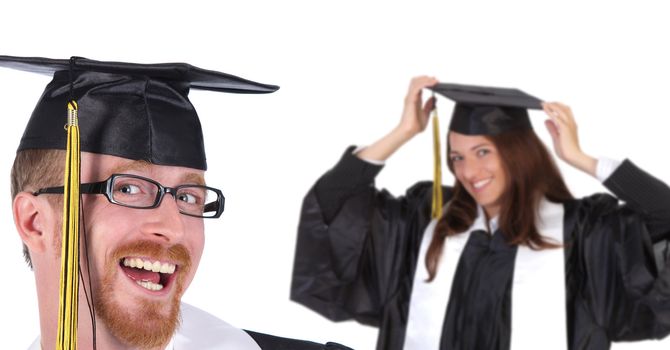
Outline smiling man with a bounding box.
[3,55,347,350]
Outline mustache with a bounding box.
[111,240,191,271]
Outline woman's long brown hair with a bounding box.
[425,128,574,281]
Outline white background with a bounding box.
[1,1,670,349]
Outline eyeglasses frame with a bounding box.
[32,173,225,218]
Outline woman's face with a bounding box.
[448,132,507,218]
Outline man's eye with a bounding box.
[177,193,198,204]
[118,184,141,194]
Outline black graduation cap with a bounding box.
[429,83,543,135]
[0,55,279,170]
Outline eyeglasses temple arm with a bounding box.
[32,181,107,196]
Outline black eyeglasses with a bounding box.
[33,173,225,218]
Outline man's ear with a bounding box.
[13,192,49,254]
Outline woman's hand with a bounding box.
[543,102,597,176]
[398,76,438,139]
[356,76,438,162]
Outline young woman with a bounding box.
[291,76,670,350]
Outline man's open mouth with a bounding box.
[119,257,178,292]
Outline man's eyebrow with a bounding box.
[109,160,151,175]
[183,173,206,186]
[108,161,205,185]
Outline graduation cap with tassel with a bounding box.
[0,55,278,349]
[426,82,544,219]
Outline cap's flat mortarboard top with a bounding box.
[0,55,279,170]
[430,83,543,109]
[429,83,543,136]
[0,55,279,93]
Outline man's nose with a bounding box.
[139,194,186,243]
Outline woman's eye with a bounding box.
[477,149,490,157]
[118,184,141,195]
[450,155,463,162]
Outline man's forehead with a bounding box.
[81,152,206,184]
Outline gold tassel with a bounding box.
[431,104,443,220]
[56,100,80,350]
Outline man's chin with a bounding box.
[95,292,182,349]
[91,240,191,348]
[93,271,184,349]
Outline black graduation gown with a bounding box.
[245,330,352,350]
[290,146,670,350]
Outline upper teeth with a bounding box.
[473,179,491,189]
[122,257,176,274]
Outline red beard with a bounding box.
[92,240,191,349]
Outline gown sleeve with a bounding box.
[569,159,670,342]
[290,146,437,327]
